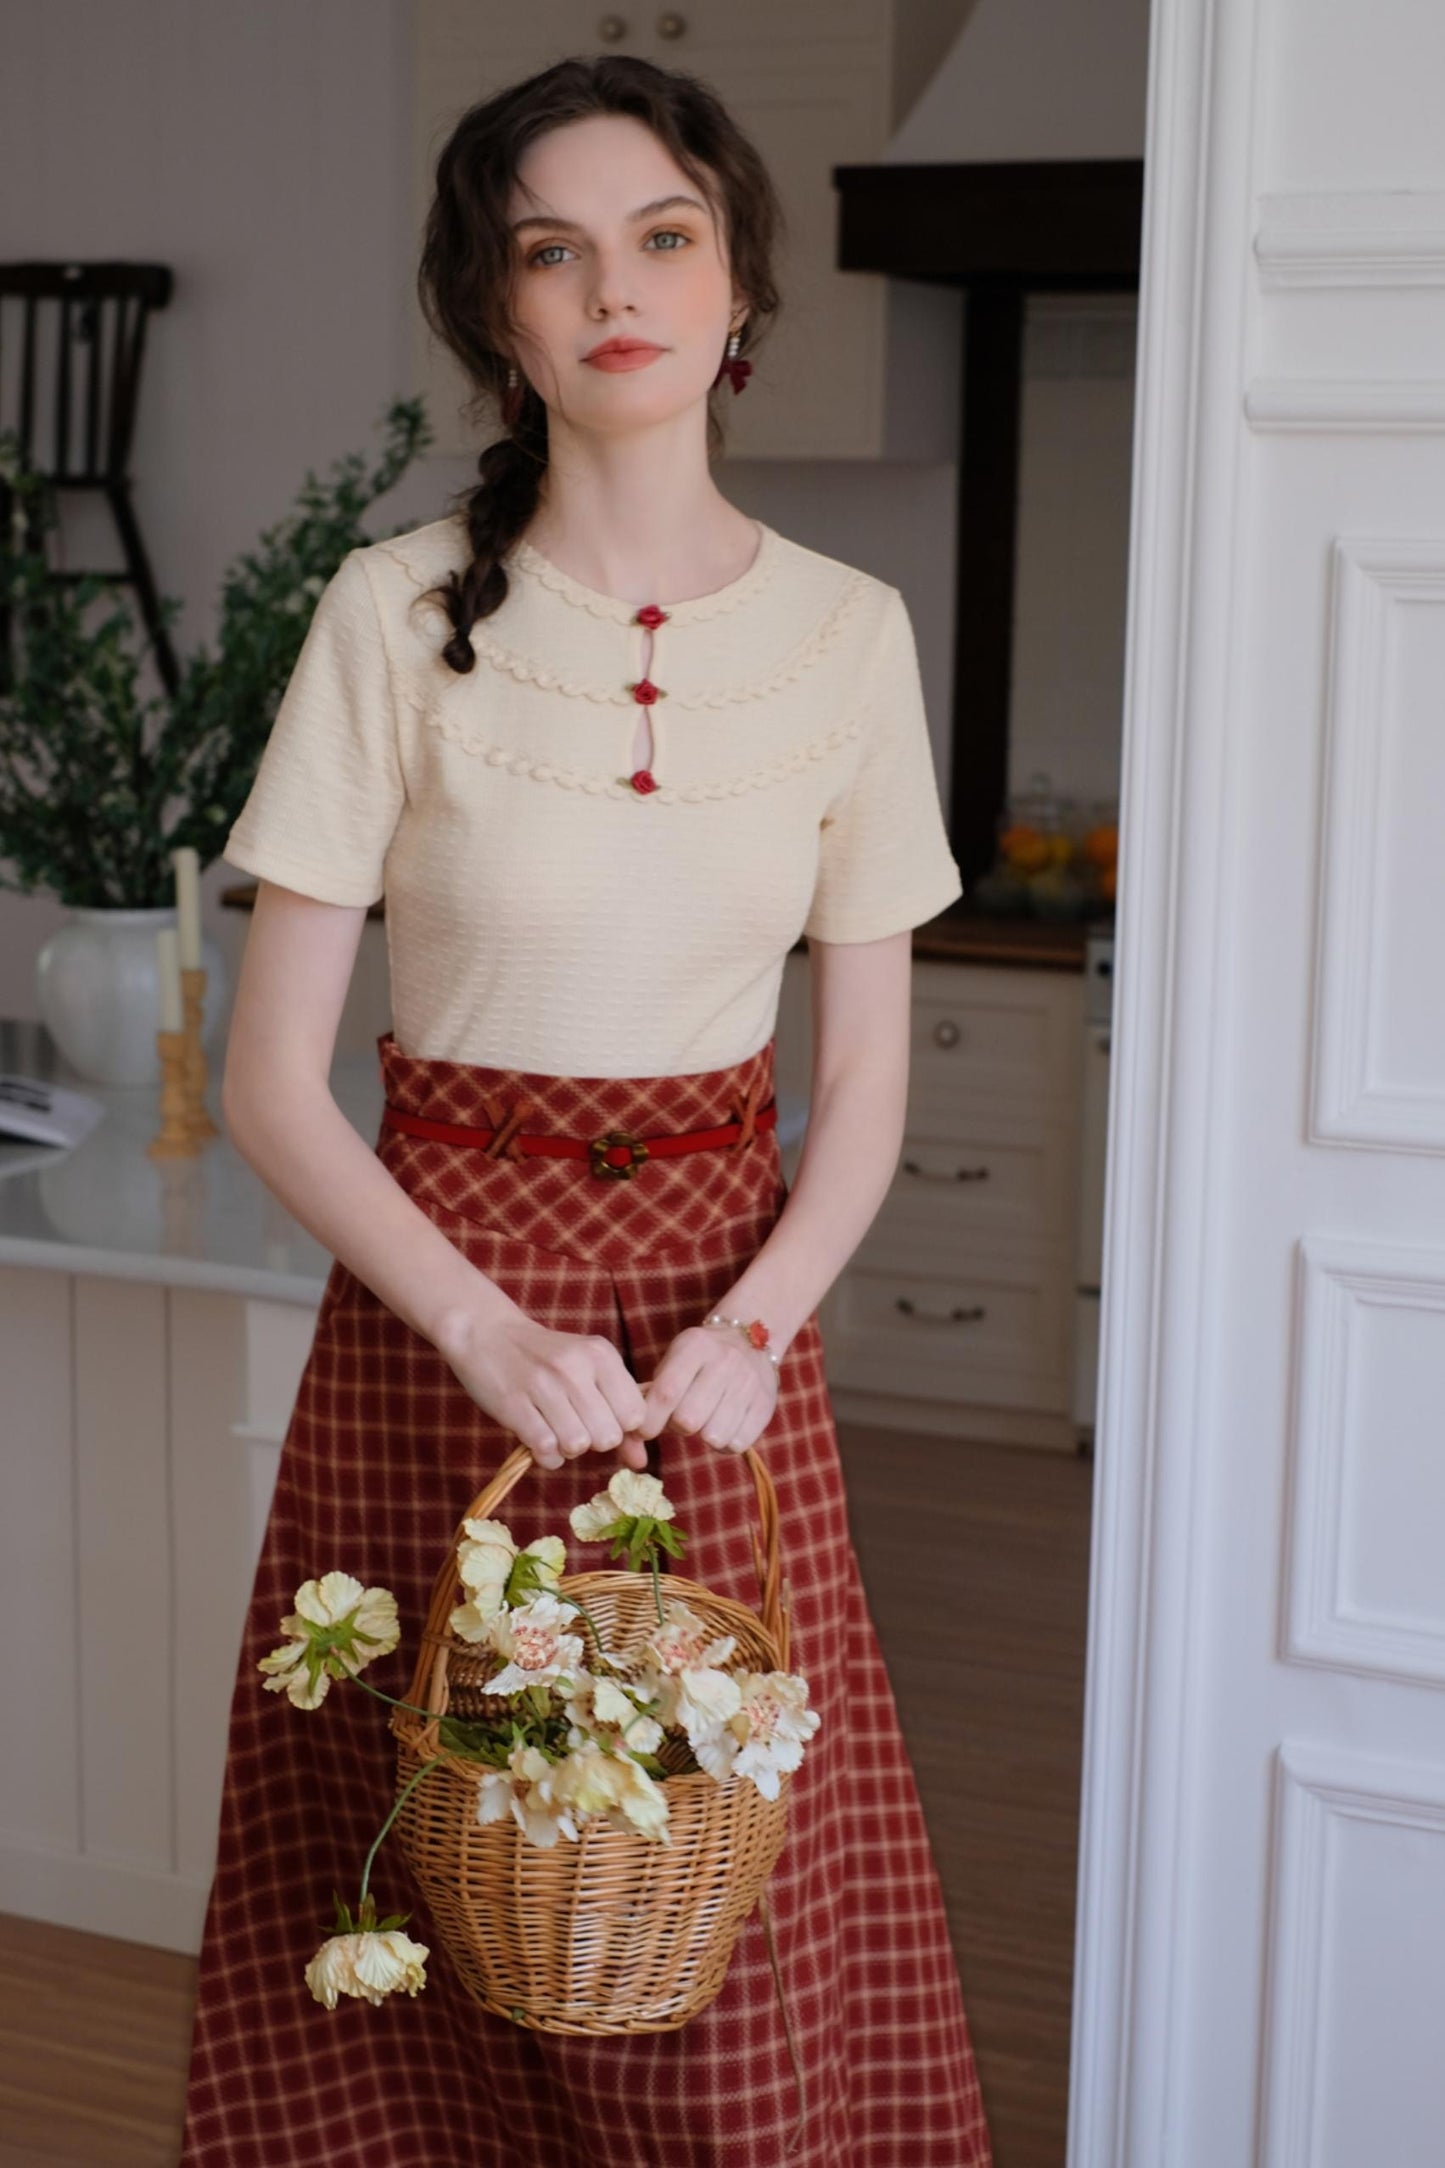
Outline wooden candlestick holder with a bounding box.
[180,965,220,1142]
[148,1030,200,1160]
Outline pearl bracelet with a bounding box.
[702,1312,781,1371]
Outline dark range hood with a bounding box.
[833,159,1145,892]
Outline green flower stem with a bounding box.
[552,1590,618,1664]
[346,1670,440,1724]
[651,1548,664,1625]
[358,1754,448,1909]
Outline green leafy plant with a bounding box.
[0,396,431,908]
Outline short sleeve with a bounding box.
[222,549,404,907]
[801,586,963,943]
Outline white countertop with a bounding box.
[0,1021,806,1306]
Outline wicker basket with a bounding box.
[388,1444,793,2032]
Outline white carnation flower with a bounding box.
[570,1468,674,1542]
[304,1929,429,2008]
[483,1591,585,1693]
[564,1673,665,1757]
[475,1744,583,1848]
[692,1670,821,1800]
[450,1521,566,1641]
[257,1573,400,1709]
[634,1600,741,1747]
[554,1741,671,1843]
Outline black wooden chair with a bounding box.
[0,260,177,692]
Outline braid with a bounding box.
[428,392,548,675]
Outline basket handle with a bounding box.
[404,1444,789,1717]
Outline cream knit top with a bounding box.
[222,512,963,1077]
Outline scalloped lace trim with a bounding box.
[507,521,778,623]
[457,566,872,709]
[410,705,864,803]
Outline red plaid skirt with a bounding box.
[180,1031,993,2167]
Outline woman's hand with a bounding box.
[636,1324,780,1456]
[442,1311,651,1473]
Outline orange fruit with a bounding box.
[999,824,1053,873]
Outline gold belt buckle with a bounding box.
[588,1129,650,1180]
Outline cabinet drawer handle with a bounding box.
[597,12,629,39]
[895,1297,987,1325]
[657,9,687,33]
[901,1158,991,1184]
[931,1018,961,1048]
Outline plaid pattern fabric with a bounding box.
[179,1032,993,2167]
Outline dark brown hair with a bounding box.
[416,53,783,673]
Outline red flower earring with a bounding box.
[712,329,752,395]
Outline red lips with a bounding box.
[583,337,663,360]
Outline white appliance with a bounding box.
[1072,927,1113,1436]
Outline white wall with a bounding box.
[0,0,1146,1043]
[0,0,417,1036]
[889,0,1151,161]
[1008,295,1135,819]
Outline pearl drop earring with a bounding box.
[714,328,753,395]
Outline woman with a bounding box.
[181,53,993,2168]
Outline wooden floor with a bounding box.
[0,1426,1093,2168]
[839,1427,1094,2168]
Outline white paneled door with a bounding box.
[1072,1,1445,2163]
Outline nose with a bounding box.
[585,241,641,321]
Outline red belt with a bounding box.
[380,1097,777,1181]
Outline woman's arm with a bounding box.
[703,928,912,1352]
[636,930,911,1447]
[222,880,648,1470]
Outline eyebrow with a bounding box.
[510,193,710,236]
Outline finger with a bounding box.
[637,1349,705,1439]
[596,1363,649,1438]
[669,1369,732,1442]
[530,1376,593,1461]
[499,1390,566,1470]
[516,1415,565,1472]
[636,1380,678,1439]
[566,1373,633,1456]
[700,1377,753,1452]
[617,1429,650,1471]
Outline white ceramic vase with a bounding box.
[35,905,229,1087]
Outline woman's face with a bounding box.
[504,112,742,436]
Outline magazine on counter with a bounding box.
[0,1072,107,1153]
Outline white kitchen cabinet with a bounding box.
[0,1267,317,1954]
[778,951,1086,1450]
[0,1047,377,1954]
[409,1,959,462]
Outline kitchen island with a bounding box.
[0,1020,385,1955]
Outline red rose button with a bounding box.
[630,768,659,794]
[630,678,661,705]
[634,603,669,629]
